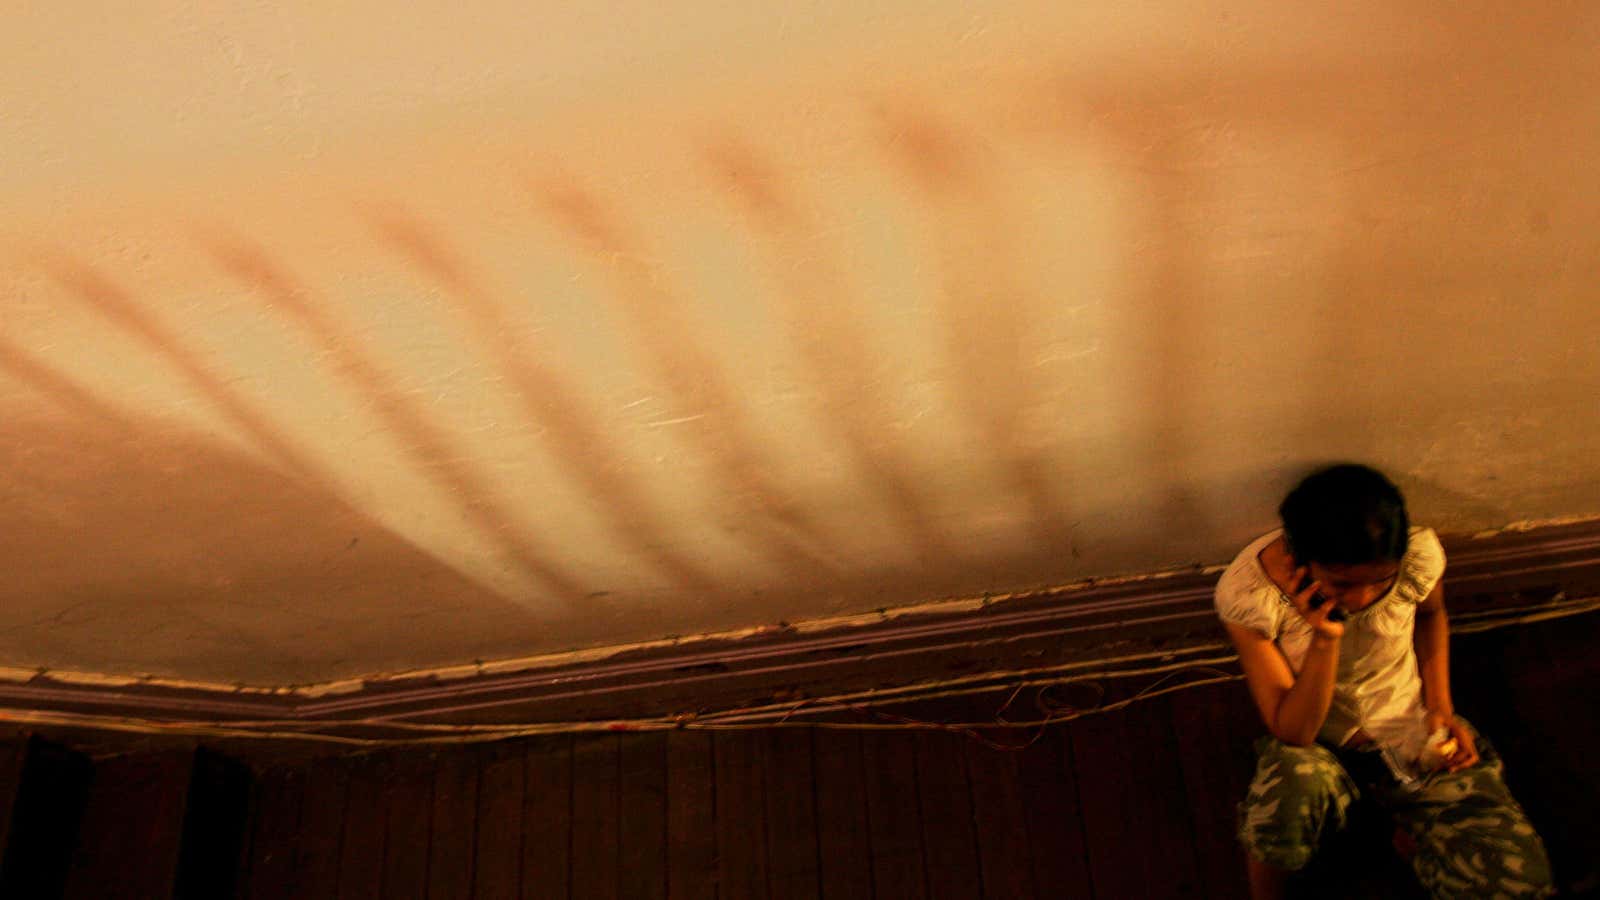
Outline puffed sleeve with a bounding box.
[1392,526,1446,605]
[1214,562,1282,639]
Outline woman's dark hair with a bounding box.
[1279,464,1409,565]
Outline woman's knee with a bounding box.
[1406,763,1554,898]
[1410,815,1553,898]
[1237,739,1357,871]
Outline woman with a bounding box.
[1215,464,1552,898]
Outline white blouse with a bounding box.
[1214,526,1447,783]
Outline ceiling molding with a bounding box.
[4,518,1598,730]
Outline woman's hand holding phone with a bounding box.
[1288,566,1345,641]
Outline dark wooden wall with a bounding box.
[234,610,1600,899]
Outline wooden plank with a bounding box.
[335,753,388,900]
[290,755,351,899]
[520,734,572,900]
[861,730,926,900]
[1018,725,1093,897]
[964,736,1033,900]
[763,729,820,900]
[177,748,253,900]
[0,737,26,864]
[428,747,481,899]
[230,757,259,900]
[474,740,528,900]
[618,732,668,900]
[0,737,92,899]
[571,734,620,900]
[1071,707,1142,899]
[811,730,872,900]
[1072,697,1202,898]
[379,751,434,900]
[914,731,981,900]
[242,765,305,900]
[1124,696,1206,898]
[64,749,195,900]
[1168,684,1260,900]
[665,730,717,900]
[714,729,770,899]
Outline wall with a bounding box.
[2,1,1598,685]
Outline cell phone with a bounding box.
[1292,552,1347,622]
[1307,590,1349,622]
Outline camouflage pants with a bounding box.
[1238,721,1553,898]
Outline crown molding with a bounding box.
[4,518,1597,730]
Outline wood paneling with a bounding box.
[1018,726,1092,897]
[65,750,194,900]
[812,730,873,900]
[428,746,480,898]
[379,752,434,900]
[861,731,926,900]
[475,741,528,900]
[714,730,769,899]
[1072,698,1203,898]
[292,755,350,899]
[570,735,619,900]
[225,609,1600,898]
[665,731,717,900]
[762,729,820,900]
[965,736,1034,900]
[618,733,668,900]
[915,731,982,900]
[520,735,572,900]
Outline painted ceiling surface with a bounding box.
[3,2,1598,685]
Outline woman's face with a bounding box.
[1307,559,1401,612]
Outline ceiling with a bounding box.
[3,1,1598,686]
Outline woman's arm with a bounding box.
[1414,582,1480,770]
[1225,623,1341,746]
[1414,583,1453,717]
[1223,569,1345,746]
